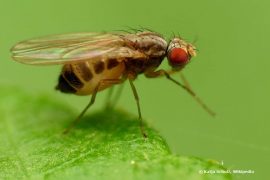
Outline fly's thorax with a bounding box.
[166,38,196,70]
[114,31,168,76]
[124,31,168,58]
[56,58,125,95]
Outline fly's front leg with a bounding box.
[145,69,192,93]
[63,78,123,134]
[144,69,175,78]
[179,72,192,90]
[145,69,215,116]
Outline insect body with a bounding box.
[54,32,169,95]
[11,30,212,137]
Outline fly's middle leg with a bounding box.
[105,86,114,109]
[128,76,147,138]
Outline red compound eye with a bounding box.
[168,48,189,66]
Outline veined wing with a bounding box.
[11,32,146,65]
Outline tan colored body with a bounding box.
[56,31,168,95]
[62,59,125,95]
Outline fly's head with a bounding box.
[167,38,196,70]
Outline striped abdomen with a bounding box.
[56,59,125,95]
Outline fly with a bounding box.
[11,30,215,138]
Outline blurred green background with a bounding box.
[0,0,269,179]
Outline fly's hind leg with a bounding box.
[105,83,125,110]
[63,78,123,134]
[105,86,114,109]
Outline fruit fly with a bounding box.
[11,30,214,137]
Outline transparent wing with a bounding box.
[11,32,146,65]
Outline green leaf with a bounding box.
[0,87,232,180]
